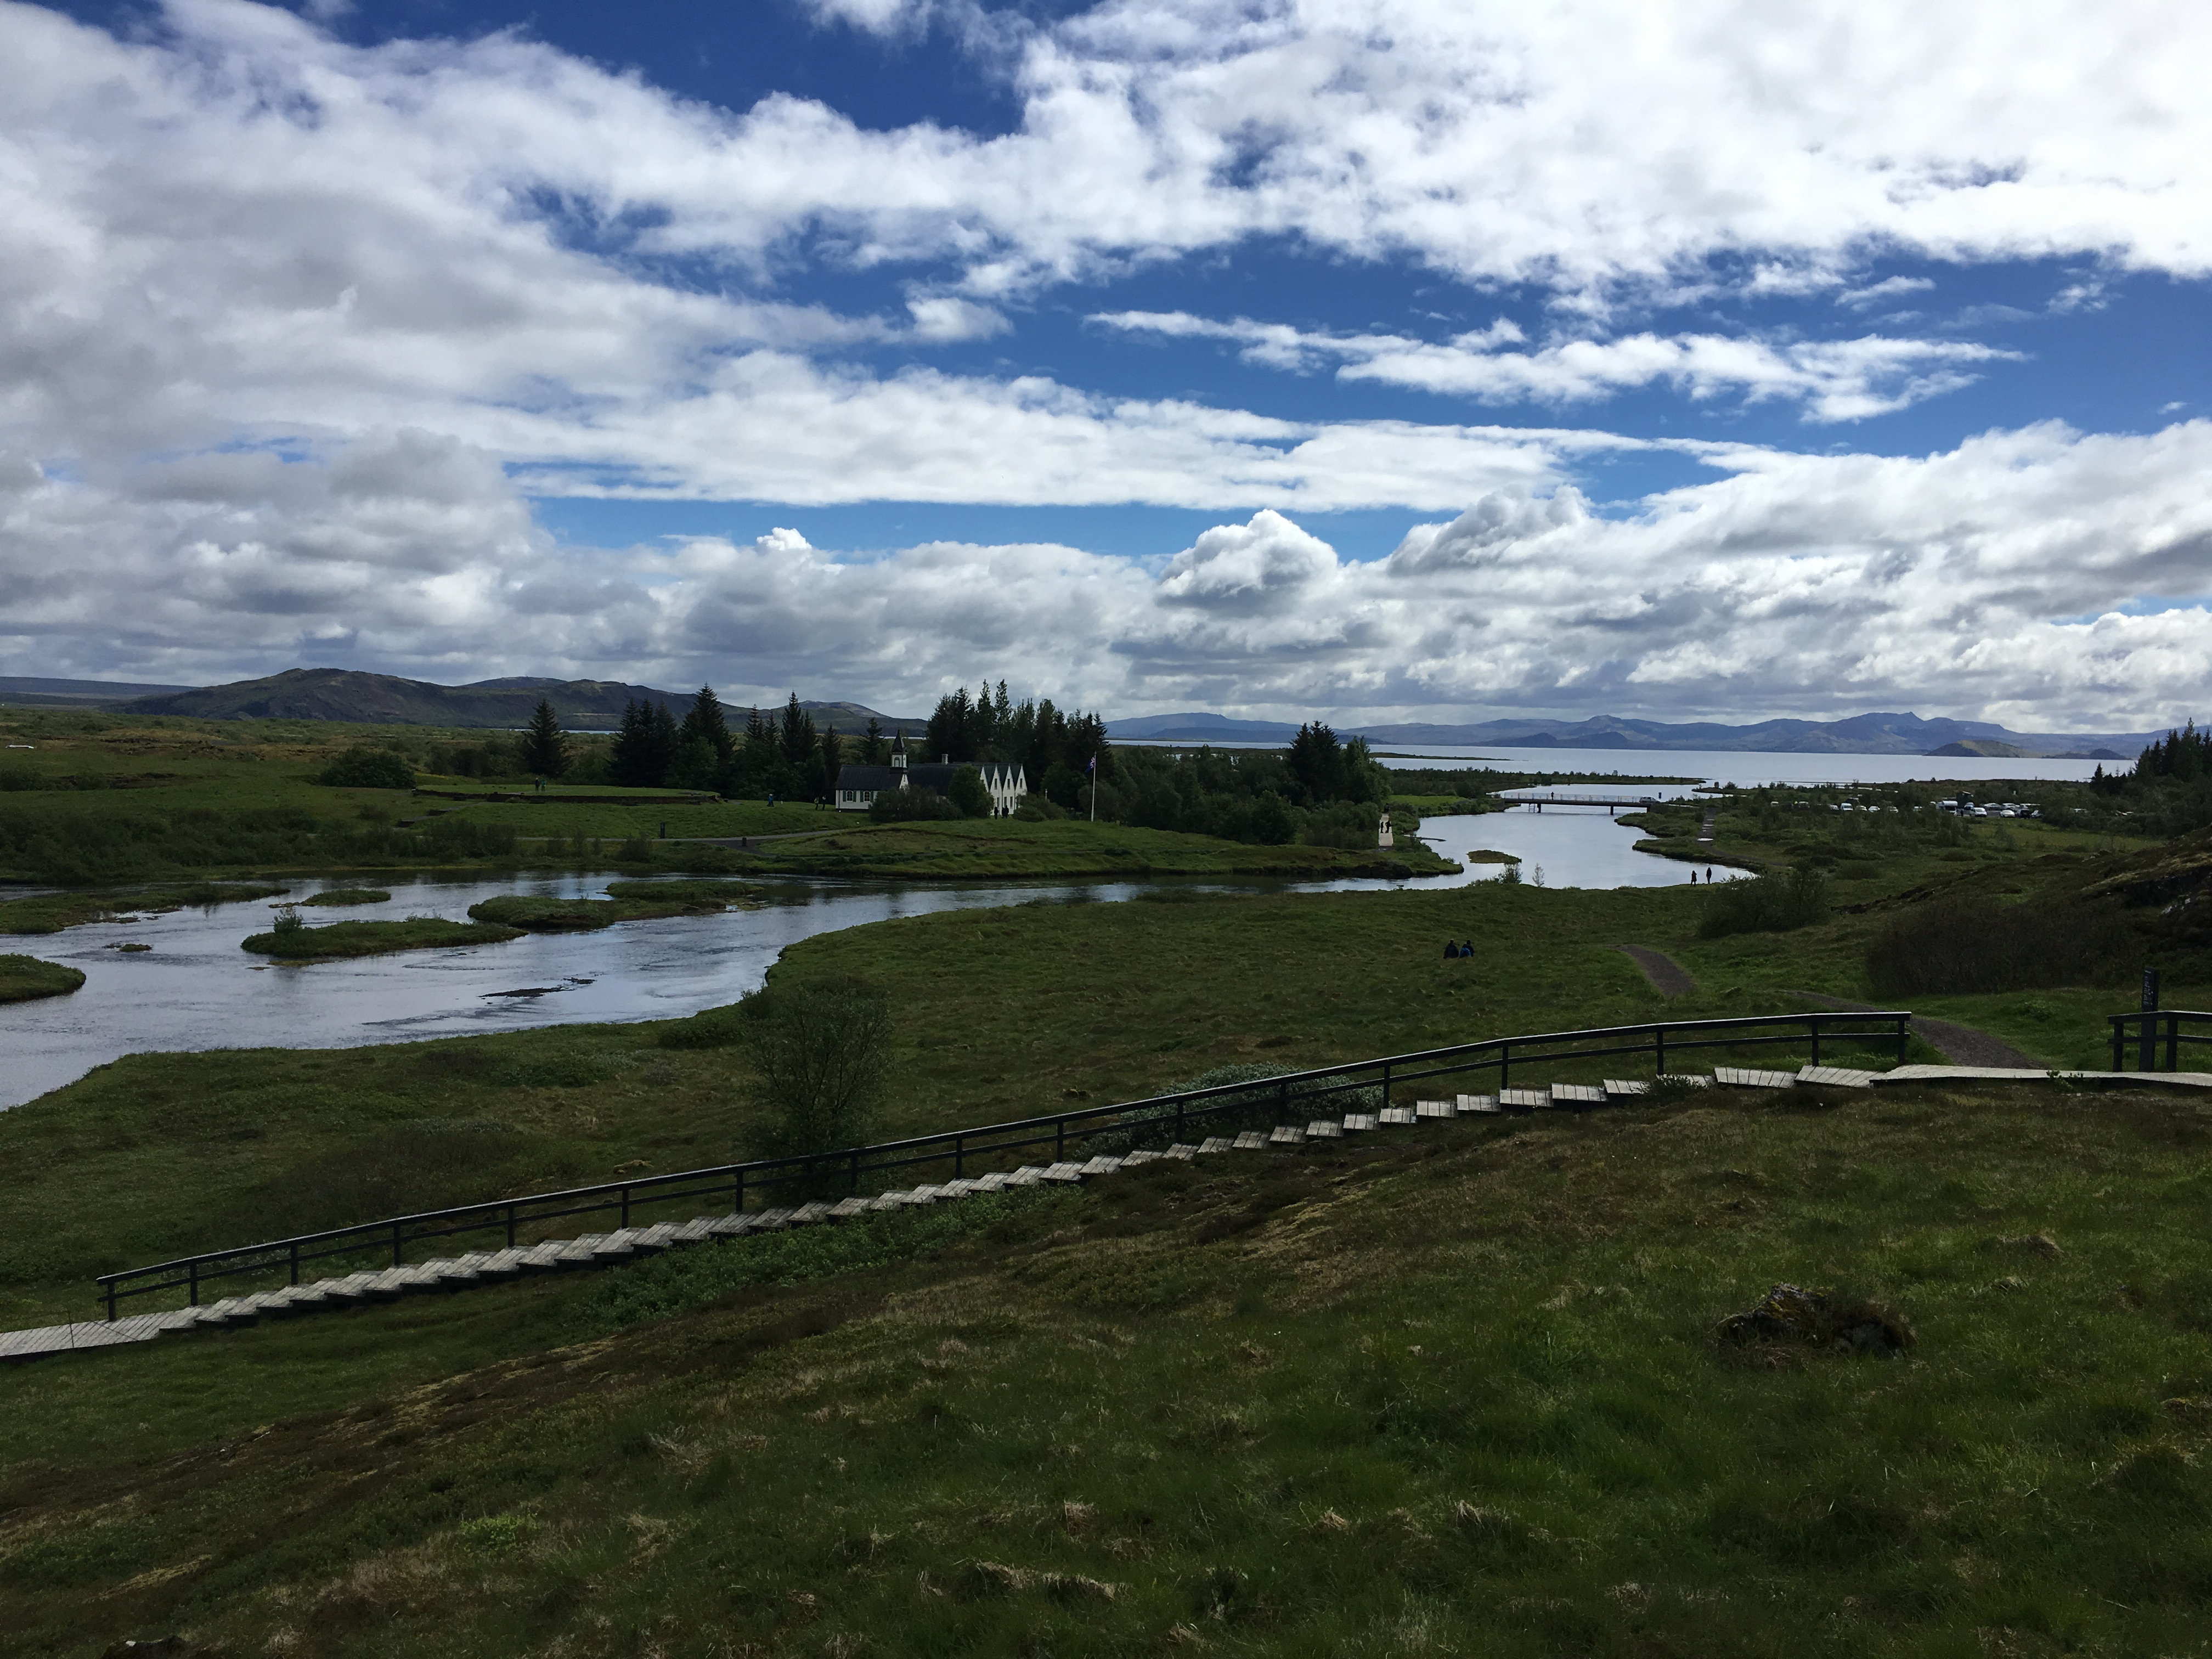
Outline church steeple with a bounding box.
[891,729,908,769]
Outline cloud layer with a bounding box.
[2,0,2209,729]
[10,419,2212,731]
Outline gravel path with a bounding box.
[1617,944,1697,997]
[1795,991,2041,1069]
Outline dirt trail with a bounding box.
[1795,991,2040,1069]
[1617,945,1696,997]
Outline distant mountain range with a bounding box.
[0,670,916,732]
[1107,709,2157,760]
[0,670,2163,757]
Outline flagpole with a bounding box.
[1088,754,1097,821]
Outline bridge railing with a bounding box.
[94,1010,1909,1319]
[2108,1009,2212,1072]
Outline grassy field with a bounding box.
[689,815,1457,880]
[240,917,528,961]
[0,953,84,1002]
[5,773,2205,1653]
[0,708,1442,885]
[6,1082,2212,1656]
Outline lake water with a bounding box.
[1123,738,2112,788]
[0,794,1725,1109]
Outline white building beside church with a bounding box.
[834,732,1028,815]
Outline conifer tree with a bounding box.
[519,697,569,778]
[780,692,817,766]
[681,685,734,765]
[819,724,843,800]
[608,699,652,786]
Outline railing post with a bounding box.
[392,1223,404,1268]
[2111,1019,2124,1072]
[290,1242,300,1287]
[735,1167,746,1215]
[621,1186,631,1229]
[1278,1077,1289,1122]
[1176,1094,1185,1142]
[1810,1021,1821,1066]
[850,1149,860,1193]
[955,1135,964,1178]
[2166,1013,2179,1073]
[1057,1118,1066,1161]
[188,1260,199,1308]
[2141,1012,2155,1072]
[1500,1041,1510,1090]
[506,1204,517,1248]
[1897,1016,1909,1066]
[1381,1061,1391,1110]
[1654,1026,1664,1077]
[104,1279,116,1323]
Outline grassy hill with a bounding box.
[119,668,915,731]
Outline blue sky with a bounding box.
[4,0,2211,726]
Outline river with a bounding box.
[0,747,2076,1108]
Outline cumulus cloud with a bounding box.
[14,419,2212,732]
[1094,312,2017,421]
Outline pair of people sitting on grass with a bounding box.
[1443,939,1475,958]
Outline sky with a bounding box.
[1,0,2209,727]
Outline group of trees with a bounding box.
[922,683,1110,811]
[2085,722,2212,834]
[517,687,1390,844]
[1086,723,1392,846]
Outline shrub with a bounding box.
[0,764,41,792]
[1698,867,1828,938]
[270,903,306,935]
[1865,894,2136,996]
[317,747,416,789]
[1301,799,1382,850]
[947,765,994,818]
[868,786,961,823]
[737,980,894,1193]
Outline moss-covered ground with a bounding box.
[0,952,84,1003]
[240,917,528,961]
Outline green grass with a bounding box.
[301,887,391,907]
[702,815,1458,879]
[0,952,83,1002]
[7,1086,2212,1656]
[240,917,527,960]
[1,872,2118,1333]
[467,881,763,930]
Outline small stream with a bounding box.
[1,805,1706,1109]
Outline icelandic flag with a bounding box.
[1087,754,1097,773]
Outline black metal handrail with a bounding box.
[2108,1009,2212,1072]
[95,1009,1909,1318]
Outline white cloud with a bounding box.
[1095,311,2016,421]
[1837,276,1935,309]
[13,420,2212,732]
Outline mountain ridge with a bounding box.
[1107,708,2157,759]
[88,669,917,731]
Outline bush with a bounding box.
[1697,867,1829,938]
[868,786,962,823]
[947,765,994,817]
[1013,794,1066,821]
[317,747,416,789]
[1301,799,1383,850]
[1865,895,2136,996]
[0,764,41,792]
[737,980,894,1194]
